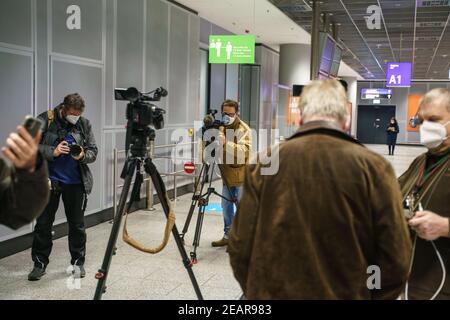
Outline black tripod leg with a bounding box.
[144,158,203,300]
[191,203,207,264]
[190,163,215,263]
[94,160,137,300]
[180,163,208,240]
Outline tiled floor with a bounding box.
[0,144,426,300]
[365,144,427,177]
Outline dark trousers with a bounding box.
[32,183,86,268]
[388,144,396,155]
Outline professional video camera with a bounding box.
[115,87,166,129]
[115,87,167,157]
[202,109,225,131]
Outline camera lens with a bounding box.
[70,144,82,157]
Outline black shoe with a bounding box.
[28,266,46,281]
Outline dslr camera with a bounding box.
[69,143,82,157]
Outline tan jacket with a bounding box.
[219,117,251,187]
[228,121,412,299]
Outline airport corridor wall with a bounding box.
[0,0,201,243]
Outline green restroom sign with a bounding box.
[209,35,255,64]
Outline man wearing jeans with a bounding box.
[212,100,251,247]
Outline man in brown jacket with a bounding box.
[399,88,450,300]
[211,100,251,247]
[228,80,412,299]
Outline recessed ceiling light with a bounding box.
[443,54,448,58]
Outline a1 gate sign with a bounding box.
[386,62,412,87]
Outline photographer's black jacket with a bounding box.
[38,106,98,194]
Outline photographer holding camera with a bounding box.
[0,126,49,229]
[211,100,251,248]
[28,93,98,281]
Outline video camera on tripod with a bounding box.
[94,86,203,300]
[179,110,237,264]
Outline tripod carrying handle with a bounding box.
[122,192,176,254]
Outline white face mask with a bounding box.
[66,115,80,125]
[420,120,450,149]
[222,114,236,126]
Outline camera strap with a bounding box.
[47,110,55,129]
[122,193,176,254]
[122,173,176,254]
[403,155,450,212]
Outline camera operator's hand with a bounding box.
[53,141,70,158]
[72,146,85,161]
[1,126,42,173]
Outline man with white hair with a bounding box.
[228,80,412,299]
[399,88,450,300]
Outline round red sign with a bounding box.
[184,162,195,174]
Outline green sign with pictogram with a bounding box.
[209,35,255,64]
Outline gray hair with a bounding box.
[298,80,348,123]
[419,88,450,112]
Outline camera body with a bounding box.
[115,87,166,130]
[115,87,167,159]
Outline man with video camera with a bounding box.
[28,93,98,281]
[211,100,251,248]
[0,126,49,229]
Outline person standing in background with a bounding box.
[387,117,399,156]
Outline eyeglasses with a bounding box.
[222,112,236,117]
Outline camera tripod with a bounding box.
[179,160,236,264]
[94,130,203,300]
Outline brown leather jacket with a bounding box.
[228,121,412,299]
[0,156,49,229]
